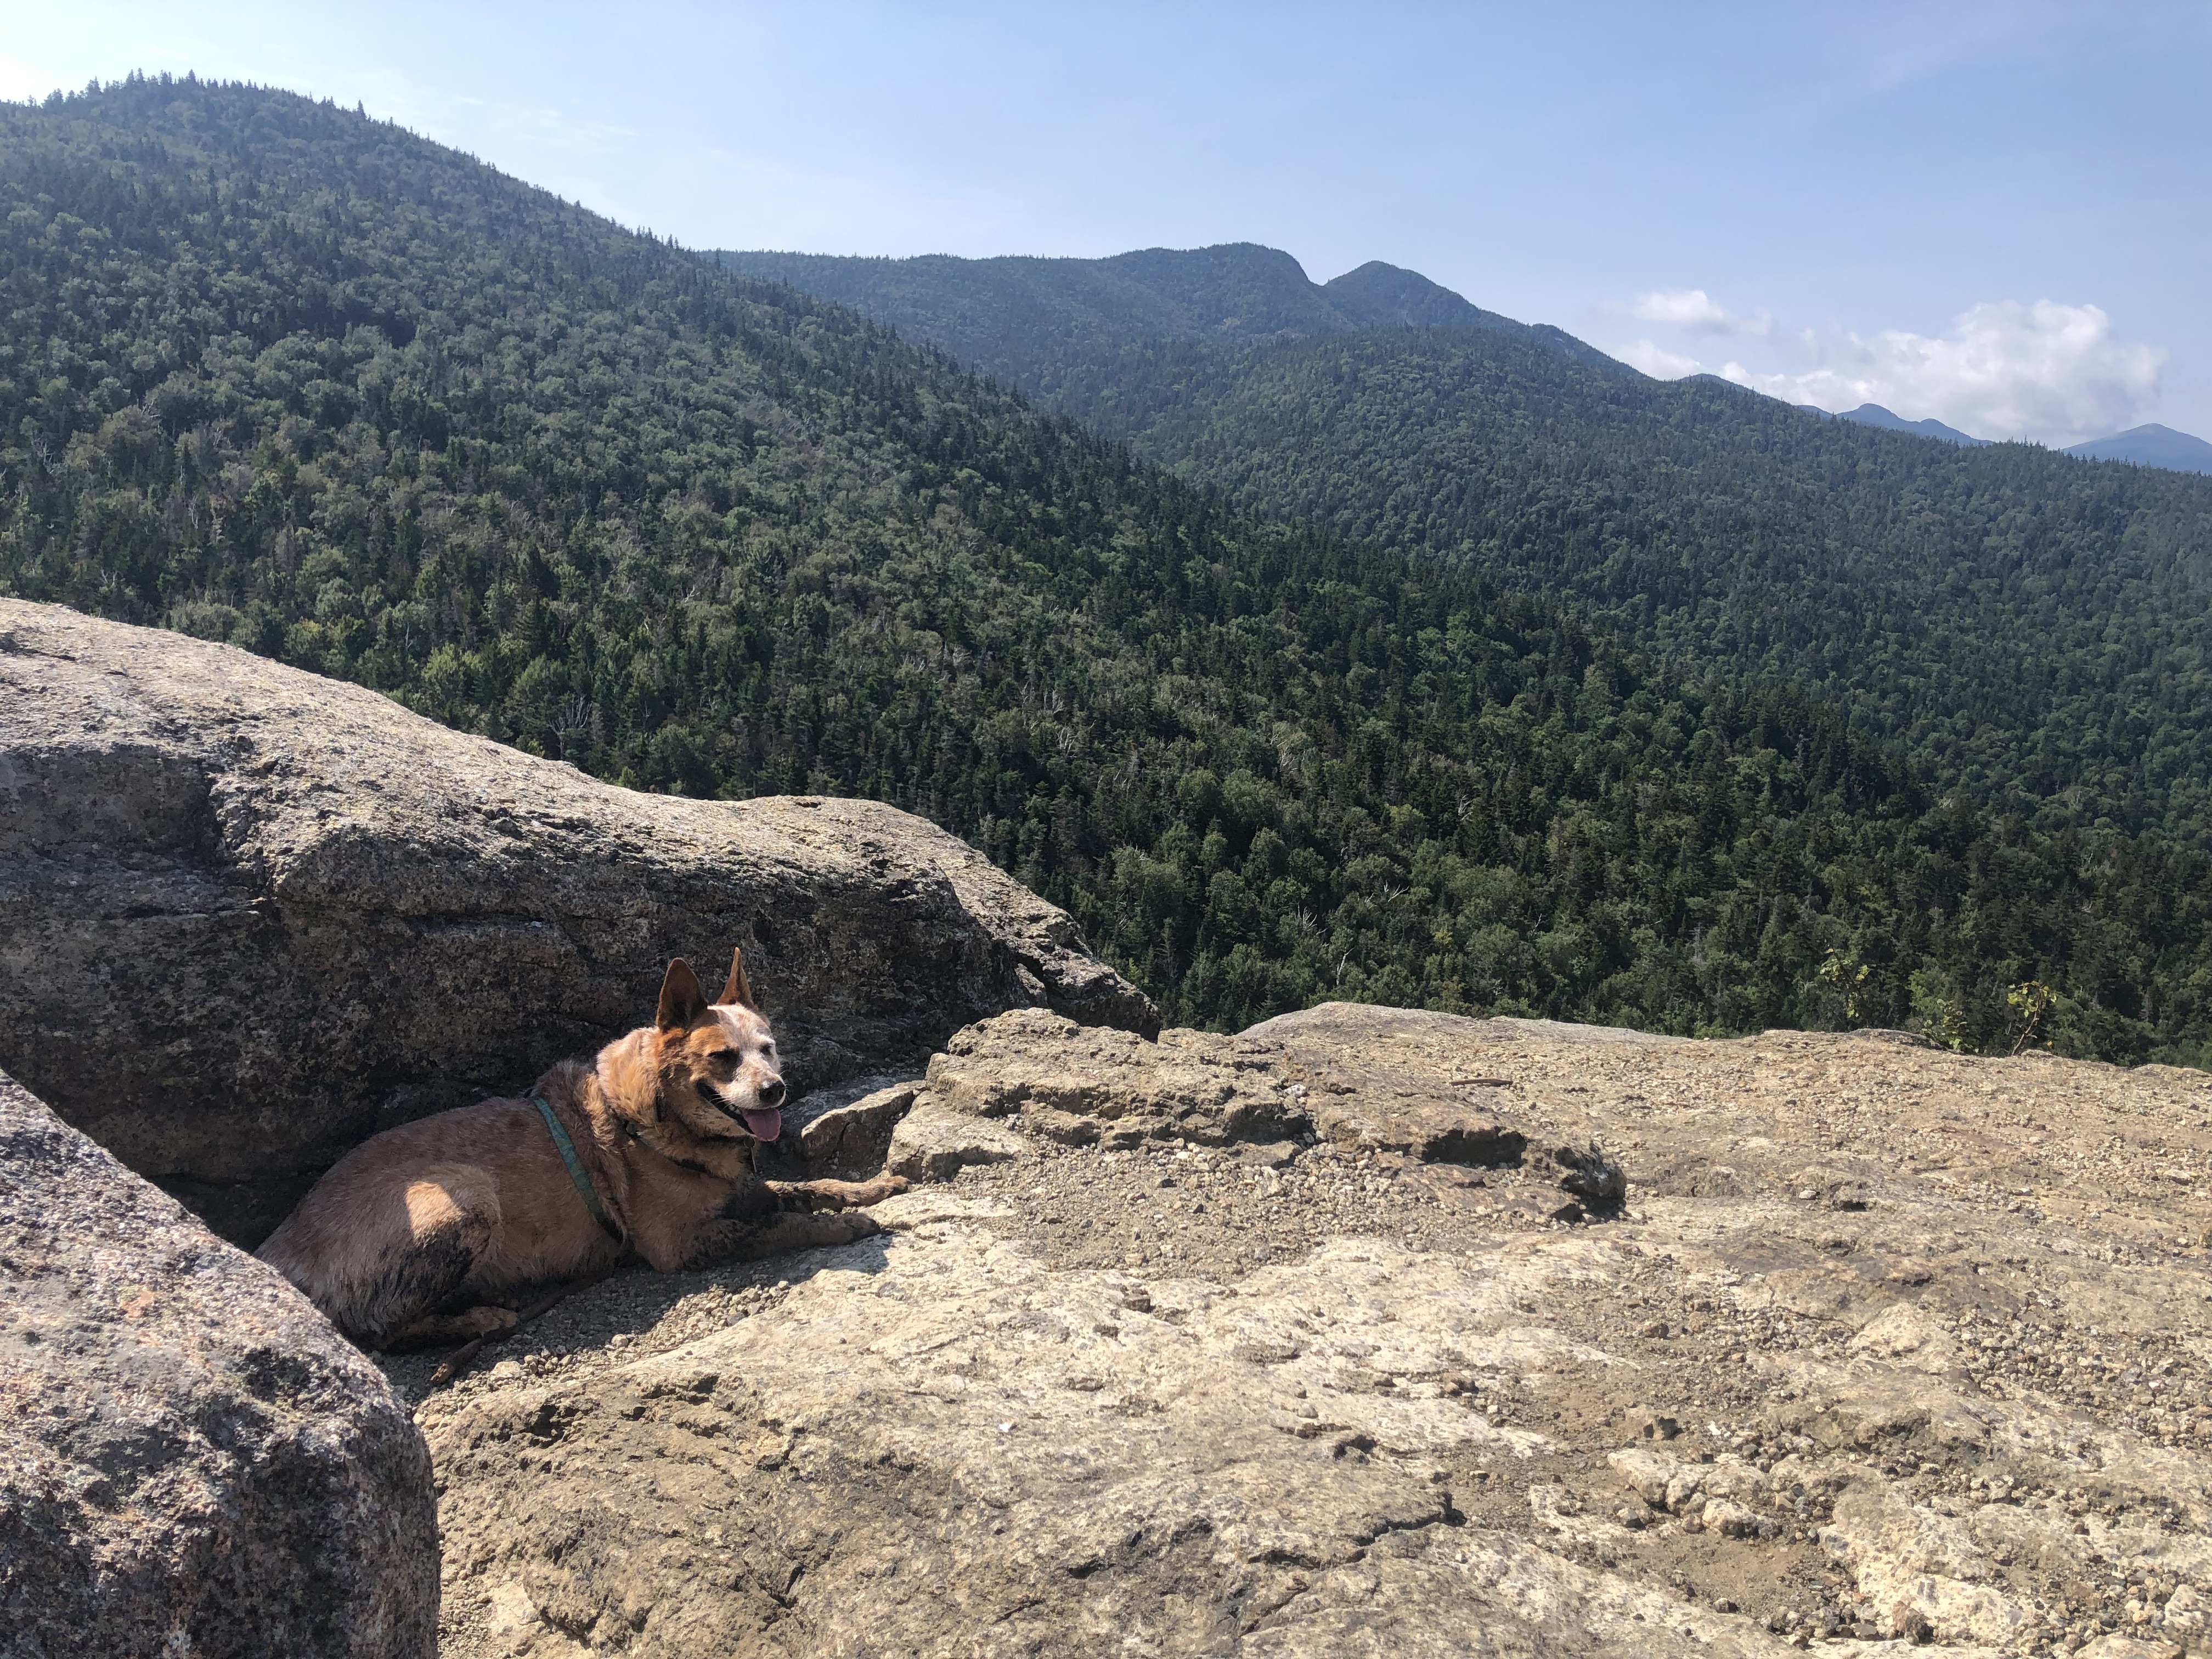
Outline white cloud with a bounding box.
[1619,338,1706,379]
[1610,287,1771,336]
[0,60,37,103]
[1723,301,2164,446]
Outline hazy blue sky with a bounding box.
[5,2,2206,443]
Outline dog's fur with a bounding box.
[258,951,905,1348]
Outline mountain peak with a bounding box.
[2066,423,2212,475]
[1322,261,1488,330]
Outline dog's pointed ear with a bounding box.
[656,958,709,1031]
[720,946,758,1011]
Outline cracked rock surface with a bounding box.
[0,600,1152,1242]
[402,1002,2212,1657]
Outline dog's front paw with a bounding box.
[736,1210,883,1262]
[800,1174,909,1209]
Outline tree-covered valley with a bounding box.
[8,77,2212,1065]
[715,245,2212,847]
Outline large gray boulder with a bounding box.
[0,1067,437,1658]
[0,600,1153,1242]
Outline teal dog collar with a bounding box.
[532,1096,623,1244]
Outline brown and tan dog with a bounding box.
[258,950,905,1348]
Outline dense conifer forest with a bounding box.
[8,78,2212,1064]
[716,246,2212,845]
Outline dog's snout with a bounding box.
[758,1077,786,1108]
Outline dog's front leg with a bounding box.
[676,1210,884,1271]
[763,1174,910,1212]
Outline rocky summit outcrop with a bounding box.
[0,600,1152,1242]
[398,1002,2212,1658]
[0,1066,437,1659]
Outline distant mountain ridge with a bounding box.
[2067,423,2212,475]
[709,244,1629,382]
[1822,403,1991,447]
[1804,406,2212,476]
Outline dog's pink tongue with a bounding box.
[743,1108,782,1143]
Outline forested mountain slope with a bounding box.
[7,77,2212,1064]
[719,246,2212,844]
